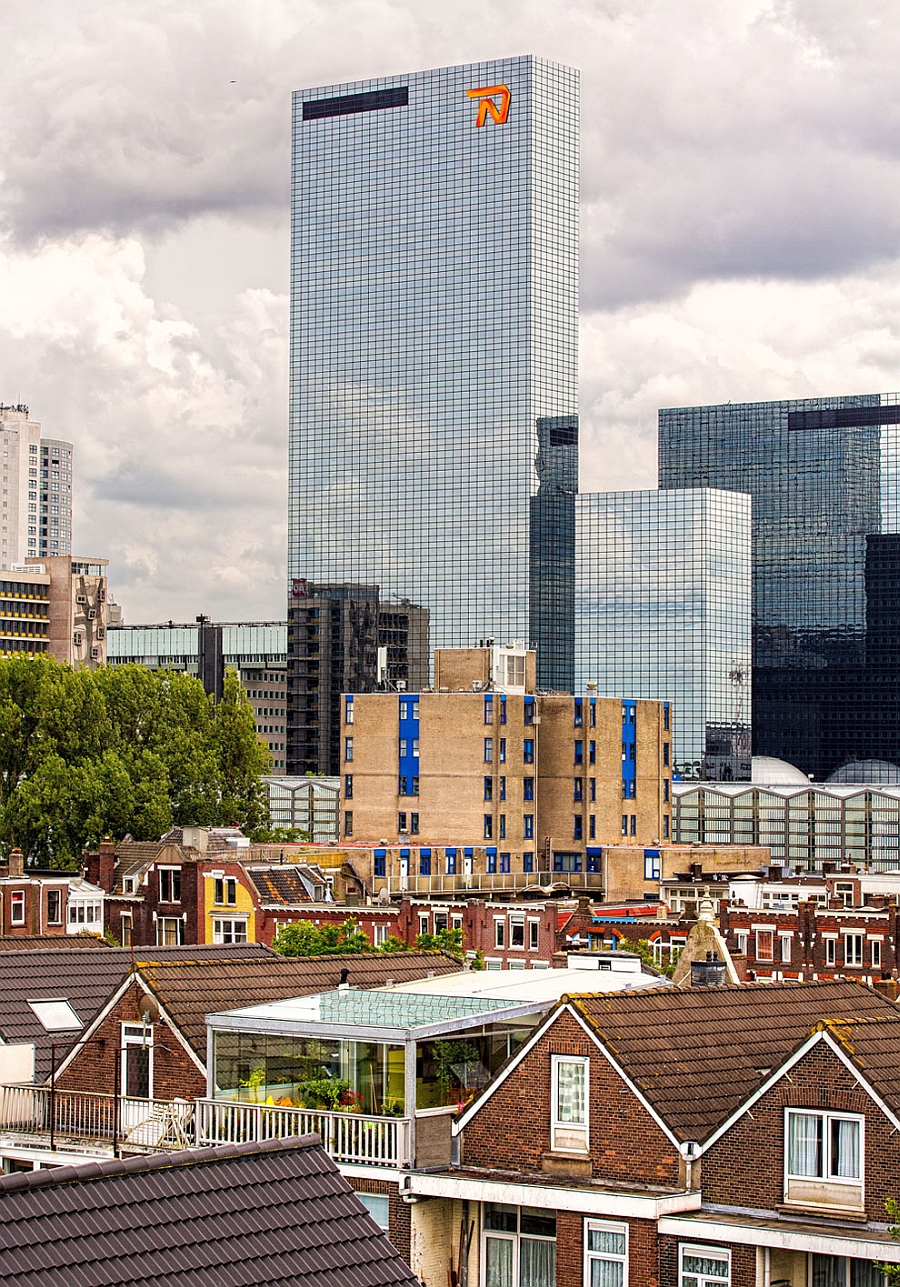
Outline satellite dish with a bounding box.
[139,995,161,1025]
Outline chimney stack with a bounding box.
[8,849,24,879]
[98,837,116,891]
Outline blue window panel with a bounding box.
[445,847,457,875]
[523,814,534,839]
[398,695,421,807]
[463,847,474,857]
[524,776,534,801]
[523,739,535,764]
[524,698,535,726]
[374,848,386,878]
[484,695,493,724]
[500,853,510,873]
[574,698,583,726]
[419,851,431,876]
[586,846,602,873]
[523,852,534,873]
[499,695,507,724]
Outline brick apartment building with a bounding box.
[0,849,105,937]
[342,644,672,866]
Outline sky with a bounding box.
[2,0,900,623]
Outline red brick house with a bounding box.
[400,980,900,1286]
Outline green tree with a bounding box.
[213,669,271,835]
[875,1199,900,1283]
[415,927,465,958]
[273,918,372,957]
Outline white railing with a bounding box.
[0,1085,194,1152]
[195,1098,411,1167]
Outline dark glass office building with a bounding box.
[659,393,900,779]
[288,58,579,694]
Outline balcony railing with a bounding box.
[0,1085,411,1167]
[0,1084,194,1153]
[374,870,604,895]
[195,1099,411,1167]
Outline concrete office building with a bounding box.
[0,406,73,569]
[288,58,579,695]
[659,393,900,778]
[107,621,288,770]
[0,557,108,667]
[575,489,752,780]
[340,644,672,867]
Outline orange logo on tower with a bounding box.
[466,84,511,127]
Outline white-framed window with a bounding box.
[495,918,506,949]
[755,930,774,961]
[786,1110,863,1186]
[551,1054,589,1152]
[156,916,184,946]
[584,1219,628,1287]
[213,918,248,944]
[120,912,132,947]
[121,1023,153,1099]
[844,933,864,967]
[419,914,429,937]
[46,890,62,925]
[871,938,882,969]
[10,890,25,925]
[484,1204,556,1287]
[779,933,792,963]
[529,920,540,950]
[678,1244,730,1286]
[824,936,837,966]
[373,923,388,946]
[510,916,525,948]
[158,867,181,903]
[214,877,237,906]
[485,957,502,971]
[736,932,748,955]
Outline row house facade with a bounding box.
[0,850,104,938]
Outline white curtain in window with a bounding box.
[556,1061,585,1124]
[788,1113,821,1176]
[520,1238,555,1287]
[485,1238,513,1287]
[832,1118,860,1179]
[590,1259,624,1287]
[811,1254,847,1287]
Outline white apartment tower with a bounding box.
[0,406,73,569]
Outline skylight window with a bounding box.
[28,999,82,1031]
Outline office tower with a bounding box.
[659,393,900,778]
[575,489,752,779]
[341,644,671,856]
[288,57,579,697]
[287,582,430,776]
[0,406,74,569]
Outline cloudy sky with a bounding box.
[2,0,899,622]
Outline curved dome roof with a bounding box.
[751,756,810,786]
[826,759,900,785]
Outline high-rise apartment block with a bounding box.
[575,489,752,779]
[0,406,73,569]
[660,393,900,778]
[341,645,672,864]
[288,58,579,698]
[287,583,429,777]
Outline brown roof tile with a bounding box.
[571,980,896,1143]
[140,951,463,1058]
[247,868,315,905]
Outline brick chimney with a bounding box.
[8,849,24,878]
[98,837,116,891]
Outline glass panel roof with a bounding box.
[215,988,520,1033]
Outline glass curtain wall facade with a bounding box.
[575,489,752,779]
[659,394,900,778]
[288,58,579,693]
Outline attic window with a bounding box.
[28,999,82,1031]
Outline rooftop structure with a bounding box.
[0,406,73,569]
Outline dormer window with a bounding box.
[785,1109,863,1209]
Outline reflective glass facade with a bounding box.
[575,489,752,778]
[288,58,579,692]
[659,394,900,778]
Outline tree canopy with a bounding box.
[0,656,271,867]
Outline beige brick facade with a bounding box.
[341,648,671,869]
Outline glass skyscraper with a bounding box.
[659,393,900,778]
[575,489,752,779]
[288,58,579,693]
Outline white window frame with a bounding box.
[10,891,25,925]
[529,919,540,950]
[871,938,882,969]
[784,1108,864,1189]
[509,915,525,949]
[46,889,62,925]
[779,933,792,963]
[843,932,864,967]
[551,1054,589,1153]
[212,917,248,944]
[824,935,837,966]
[373,923,388,947]
[418,914,429,937]
[678,1243,730,1286]
[158,867,181,904]
[121,1022,154,1100]
[584,1219,628,1287]
[755,929,774,962]
[156,916,184,946]
[494,918,506,949]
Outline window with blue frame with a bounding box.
[589,741,596,765]
[445,849,457,875]
[499,776,506,801]
[663,704,669,730]
[630,815,636,835]
[589,698,596,727]
[589,778,596,802]
[524,776,534,801]
[524,814,534,839]
[663,743,670,766]
[621,815,628,836]
[644,850,661,879]
[500,852,510,873]
[344,774,353,799]
[663,815,670,839]
[419,850,431,875]
[500,696,507,724]
[344,811,353,836]
[574,777,583,802]
[374,849,386,878]
[484,815,493,840]
[573,815,583,840]
[574,740,583,765]
[410,813,419,835]
[523,852,534,873]
[345,737,353,762]
[574,698,583,727]
[484,738,493,762]
[484,776,493,801]
[664,779,670,802]
[523,739,535,764]
[553,852,582,873]
[484,695,493,724]
[499,815,506,840]
[524,698,535,726]
[589,815,596,839]
[499,738,506,762]
[345,696,354,725]
[487,849,497,873]
[586,848,601,873]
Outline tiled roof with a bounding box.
[819,1012,900,1121]
[0,1134,420,1287]
[571,980,896,1143]
[0,935,109,951]
[140,951,464,1057]
[112,842,169,881]
[247,867,315,905]
[0,944,274,1082]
